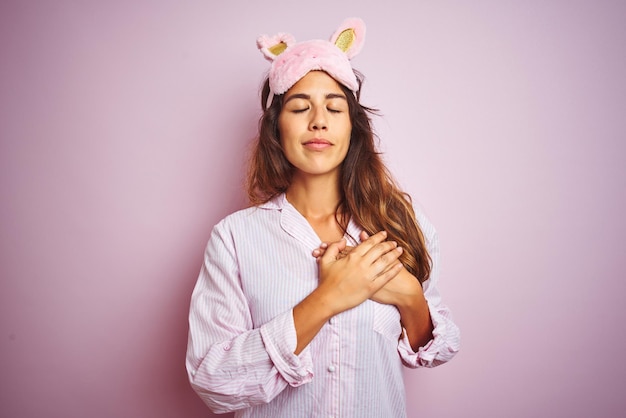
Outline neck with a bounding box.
[286,173,341,219]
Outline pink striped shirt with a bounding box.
[186,193,460,417]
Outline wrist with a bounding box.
[304,286,339,319]
[397,292,427,317]
[396,273,425,311]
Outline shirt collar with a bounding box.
[257,193,287,210]
[258,193,363,246]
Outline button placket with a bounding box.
[327,312,341,417]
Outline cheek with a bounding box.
[277,120,295,160]
[277,116,285,141]
[340,125,353,157]
[341,123,353,145]
[277,115,294,144]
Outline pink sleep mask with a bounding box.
[257,17,366,108]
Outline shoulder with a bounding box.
[213,194,284,232]
[215,206,270,231]
[204,197,285,257]
[411,200,437,243]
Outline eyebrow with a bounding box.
[283,92,347,104]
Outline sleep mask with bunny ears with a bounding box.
[257,17,366,108]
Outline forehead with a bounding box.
[285,71,346,96]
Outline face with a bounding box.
[278,71,352,180]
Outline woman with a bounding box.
[186,18,460,418]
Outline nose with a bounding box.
[309,107,328,131]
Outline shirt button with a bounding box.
[327,365,336,373]
[329,317,335,325]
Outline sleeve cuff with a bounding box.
[397,306,460,368]
[259,309,314,387]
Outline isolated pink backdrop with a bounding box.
[1,1,625,417]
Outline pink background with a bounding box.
[1,1,625,417]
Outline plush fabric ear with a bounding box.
[257,33,296,62]
[329,17,366,59]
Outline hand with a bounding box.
[312,232,432,351]
[313,232,423,308]
[311,231,369,260]
[313,231,404,316]
[359,232,423,307]
[312,243,354,260]
[370,266,423,307]
[356,234,432,351]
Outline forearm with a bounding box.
[391,269,434,351]
[188,328,276,412]
[188,307,316,412]
[397,289,434,351]
[292,289,335,354]
[295,231,404,354]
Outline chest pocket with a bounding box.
[372,301,403,342]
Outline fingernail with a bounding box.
[396,246,403,253]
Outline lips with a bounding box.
[303,138,333,148]
[304,138,332,145]
[303,139,333,150]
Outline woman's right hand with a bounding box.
[314,231,404,315]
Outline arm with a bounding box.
[294,231,404,354]
[186,225,405,413]
[380,268,434,351]
[311,213,460,367]
[396,210,461,367]
[186,222,312,413]
[334,231,432,351]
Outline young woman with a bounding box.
[186,18,460,418]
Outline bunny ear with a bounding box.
[330,17,366,59]
[257,33,296,62]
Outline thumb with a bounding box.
[319,238,346,264]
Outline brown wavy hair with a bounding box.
[246,71,432,283]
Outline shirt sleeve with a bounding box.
[185,220,314,414]
[397,208,461,368]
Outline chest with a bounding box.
[227,207,402,342]
[232,225,318,326]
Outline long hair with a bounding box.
[246,72,432,283]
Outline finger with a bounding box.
[359,231,370,242]
[372,260,403,285]
[319,239,346,264]
[312,242,329,258]
[353,230,388,256]
[362,239,400,266]
[370,246,403,275]
[336,245,355,260]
